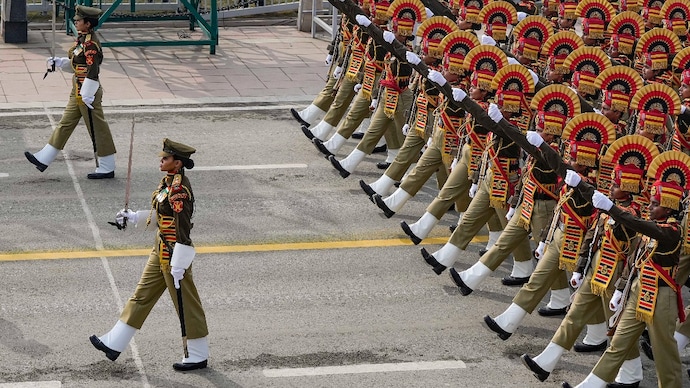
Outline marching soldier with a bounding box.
[593,66,645,139]
[449,85,580,294]
[90,139,209,371]
[563,46,612,108]
[357,16,459,197]
[303,10,365,141]
[419,64,535,277]
[575,0,615,49]
[521,135,659,385]
[540,31,584,84]
[314,0,391,157]
[290,12,354,129]
[369,31,478,216]
[563,150,690,388]
[329,0,425,178]
[634,28,682,88]
[399,43,508,245]
[25,5,117,179]
[484,113,616,339]
[606,11,645,68]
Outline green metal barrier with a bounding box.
[63,0,218,54]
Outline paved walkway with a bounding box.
[0,20,330,109]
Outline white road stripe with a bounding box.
[0,173,8,178]
[263,360,466,377]
[44,108,150,388]
[0,382,61,388]
[194,164,308,171]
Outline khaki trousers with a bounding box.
[356,88,412,152]
[448,172,532,262]
[383,128,426,181]
[592,281,681,387]
[512,227,569,312]
[335,74,381,139]
[312,73,337,112]
[49,87,116,157]
[552,254,614,349]
[427,143,472,217]
[481,199,556,268]
[321,77,358,127]
[120,251,209,339]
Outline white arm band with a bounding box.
[171,243,195,269]
[80,77,100,98]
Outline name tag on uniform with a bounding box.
[73,47,82,56]
[156,187,169,202]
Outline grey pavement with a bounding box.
[0,18,329,109]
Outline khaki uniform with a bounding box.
[317,24,367,127]
[382,77,443,183]
[120,172,208,339]
[48,32,115,157]
[354,52,414,153]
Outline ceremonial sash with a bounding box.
[440,110,464,166]
[157,215,176,265]
[518,167,558,229]
[414,93,429,137]
[382,87,400,118]
[650,261,685,323]
[672,130,690,153]
[558,201,593,271]
[591,223,624,296]
[345,45,365,82]
[487,142,516,209]
[467,130,488,179]
[361,60,382,99]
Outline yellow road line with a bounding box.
[0,236,488,262]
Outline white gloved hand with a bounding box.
[682,105,687,115]
[333,66,343,80]
[171,266,185,289]
[406,51,421,65]
[488,103,503,123]
[402,123,410,136]
[452,87,467,102]
[115,209,139,226]
[469,183,478,198]
[506,206,516,221]
[80,78,99,109]
[528,69,540,86]
[534,241,546,260]
[425,7,434,18]
[47,56,70,69]
[525,131,544,147]
[354,83,362,93]
[383,31,396,44]
[450,157,458,171]
[481,35,497,46]
[427,70,447,86]
[517,11,527,21]
[370,98,378,111]
[565,169,582,187]
[592,190,614,211]
[508,57,520,65]
[570,272,583,289]
[356,14,371,27]
[609,289,623,312]
[325,54,333,65]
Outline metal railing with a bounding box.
[27,0,304,18]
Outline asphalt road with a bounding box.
[0,103,686,387]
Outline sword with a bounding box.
[43,0,57,79]
[87,108,99,168]
[108,116,136,230]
